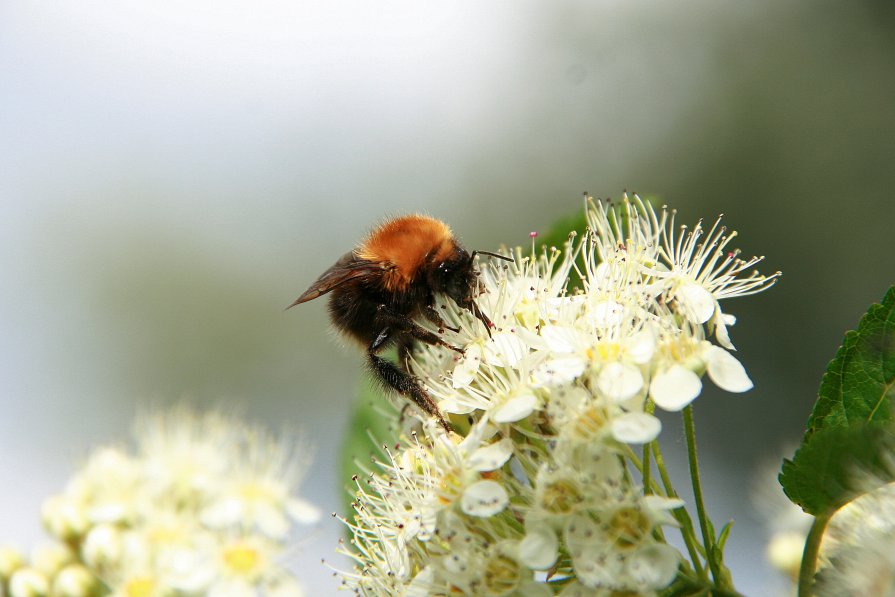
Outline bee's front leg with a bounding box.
[423,302,460,334]
[375,305,464,354]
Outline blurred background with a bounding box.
[2,0,894,594]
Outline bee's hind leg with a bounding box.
[367,328,452,433]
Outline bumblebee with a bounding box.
[289,215,509,431]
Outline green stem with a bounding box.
[798,513,830,597]
[683,405,724,588]
[651,440,708,581]
[643,401,655,495]
[642,441,652,495]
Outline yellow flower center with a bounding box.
[569,405,609,441]
[587,341,621,362]
[539,479,584,515]
[240,481,277,503]
[223,543,261,575]
[438,467,464,506]
[660,337,699,363]
[514,300,540,330]
[608,507,650,550]
[483,554,520,595]
[124,577,155,597]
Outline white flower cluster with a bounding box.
[338,195,778,595]
[12,408,321,597]
[815,482,895,597]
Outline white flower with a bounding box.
[816,482,895,597]
[652,209,779,345]
[40,407,315,597]
[649,321,753,411]
[200,431,320,539]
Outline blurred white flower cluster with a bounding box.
[815,482,895,597]
[2,408,320,597]
[338,195,778,595]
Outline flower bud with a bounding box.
[30,543,73,576]
[81,524,122,570]
[41,496,89,541]
[0,545,26,579]
[8,567,49,597]
[52,564,99,597]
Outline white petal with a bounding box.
[208,579,257,597]
[515,579,554,597]
[515,326,548,351]
[550,386,590,411]
[627,543,681,589]
[484,333,527,368]
[439,397,476,415]
[383,536,411,580]
[677,282,715,324]
[493,393,538,423]
[452,344,482,388]
[81,524,122,569]
[588,300,625,327]
[713,312,737,350]
[200,498,242,529]
[268,579,305,597]
[10,569,50,597]
[256,504,290,539]
[518,527,558,570]
[705,346,753,393]
[650,365,702,411]
[644,495,686,511]
[644,495,686,526]
[556,581,596,597]
[406,566,434,597]
[611,412,661,444]
[287,497,322,525]
[532,356,586,386]
[467,439,513,472]
[539,325,579,353]
[458,418,491,453]
[596,362,643,402]
[461,480,509,517]
[573,545,623,588]
[626,329,656,365]
[564,513,602,552]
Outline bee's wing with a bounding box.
[287,254,386,308]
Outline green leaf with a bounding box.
[779,422,895,516]
[806,286,895,436]
[716,520,734,551]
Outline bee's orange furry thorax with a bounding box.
[357,215,456,291]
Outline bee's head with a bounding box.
[430,245,477,304]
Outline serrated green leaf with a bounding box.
[779,422,895,516]
[807,286,895,435]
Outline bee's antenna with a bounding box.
[471,250,514,263]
